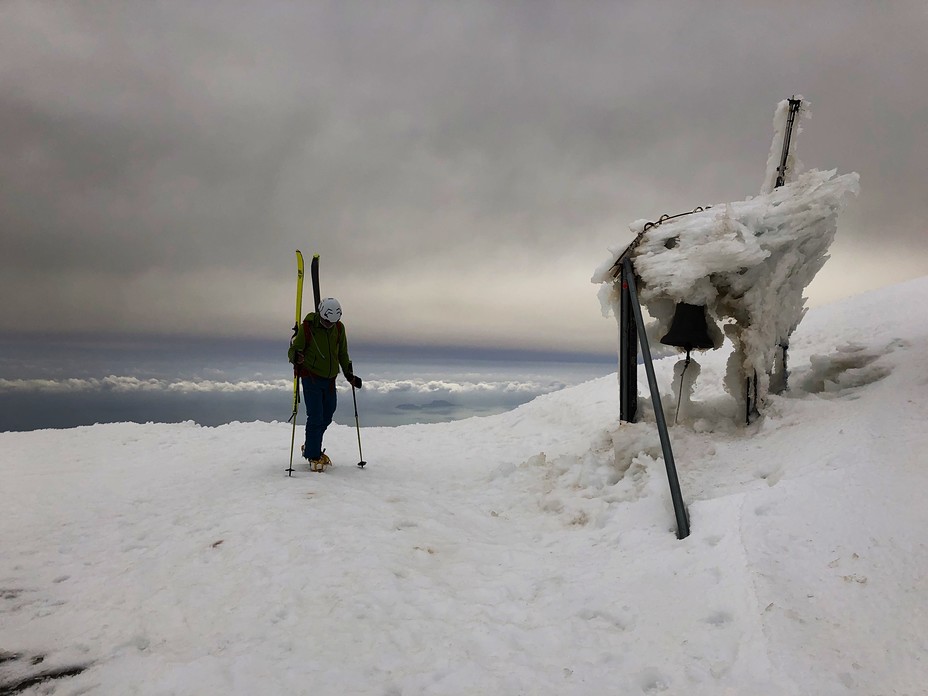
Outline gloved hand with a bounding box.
[294,351,304,365]
[348,375,362,389]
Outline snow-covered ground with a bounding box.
[3,277,928,695]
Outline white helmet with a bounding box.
[318,297,342,324]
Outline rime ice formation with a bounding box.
[760,96,811,194]
[593,98,860,414]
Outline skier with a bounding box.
[288,298,363,472]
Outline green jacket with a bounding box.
[288,312,353,380]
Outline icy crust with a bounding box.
[595,167,859,408]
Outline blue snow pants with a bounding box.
[301,375,337,460]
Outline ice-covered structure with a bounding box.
[593,97,860,422]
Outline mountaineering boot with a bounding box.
[308,453,332,472]
[301,443,316,470]
[309,453,331,472]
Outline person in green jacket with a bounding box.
[288,297,362,472]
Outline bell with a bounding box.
[660,303,715,351]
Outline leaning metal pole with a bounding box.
[622,258,690,539]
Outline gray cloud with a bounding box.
[1,1,926,352]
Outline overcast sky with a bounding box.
[2,1,926,355]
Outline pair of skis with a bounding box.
[287,251,366,477]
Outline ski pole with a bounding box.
[351,384,367,468]
[287,376,300,476]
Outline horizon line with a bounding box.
[0,329,619,365]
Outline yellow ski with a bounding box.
[287,250,305,476]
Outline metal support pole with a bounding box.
[775,97,803,188]
[781,343,789,390]
[762,95,801,411]
[619,262,638,423]
[745,370,760,425]
[623,259,690,539]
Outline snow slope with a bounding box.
[3,277,928,695]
